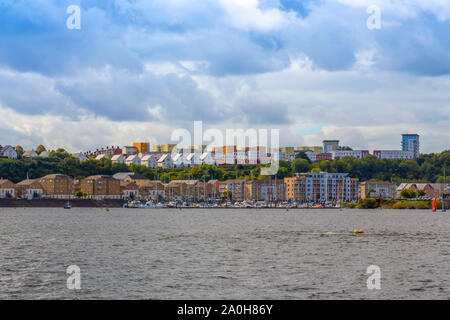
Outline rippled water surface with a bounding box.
[0,208,448,299]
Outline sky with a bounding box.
[0,0,449,153]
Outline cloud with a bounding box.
[0,0,449,153]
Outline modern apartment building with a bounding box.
[401,134,420,157]
[284,176,306,202]
[295,172,359,202]
[244,179,285,201]
[133,142,150,153]
[220,179,246,201]
[373,150,414,160]
[323,140,340,153]
[330,150,369,160]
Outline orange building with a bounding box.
[284,176,306,202]
[133,142,150,153]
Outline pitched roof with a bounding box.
[112,172,148,181]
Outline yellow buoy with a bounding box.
[353,229,364,234]
[105,208,109,212]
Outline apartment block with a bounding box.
[284,176,306,202]
[244,180,285,201]
[38,174,74,198]
[296,172,359,202]
[133,142,150,153]
[80,175,121,199]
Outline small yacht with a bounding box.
[64,202,71,209]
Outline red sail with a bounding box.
[432,196,437,212]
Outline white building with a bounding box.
[22,150,38,158]
[95,154,110,161]
[200,152,216,165]
[157,153,173,168]
[305,151,316,162]
[122,146,138,156]
[39,151,50,158]
[185,153,201,167]
[140,154,157,168]
[296,172,359,202]
[125,154,141,166]
[0,146,18,159]
[373,150,414,160]
[111,154,126,164]
[171,153,184,168]
[72,153,88,161]
[329,150,369,160]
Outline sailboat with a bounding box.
[432,196,437,212]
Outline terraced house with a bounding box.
[80,175,121,199]
[38,174,74,199]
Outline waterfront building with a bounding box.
[373,150,414,160]
[0,179,16,199]
[329,150,369,160]
[125,154,141,166]
[295,172,359,202]
[111,154,126,164]
[244,179,285,201]
[0,145,18,159]
[112,172,150,187]
[166,180,199,201]
[120,181,140,200]
[323,140,340,153]
[16,179,44,200]
[220,179,246,201]
[401,134,420,157]
[80,175,121,199]
[284,176,306,202]
[396,183,450,198]
[139,181,166,200]
[133,142,150,153]
[360,181,397,199]
[38,174,74,199]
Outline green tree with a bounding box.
[292,158,312,173]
